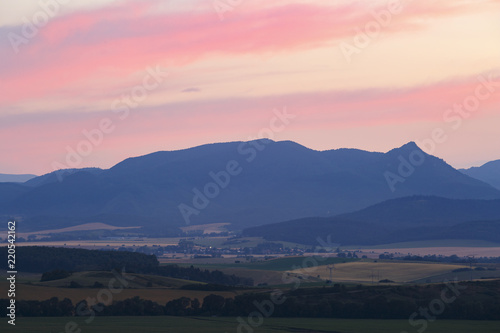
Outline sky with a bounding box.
[0,0,499,175]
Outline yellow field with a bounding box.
[289,261,469,283]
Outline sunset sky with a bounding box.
[1,0,499,175]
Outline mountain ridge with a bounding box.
[1,140,499,232]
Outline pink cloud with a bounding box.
[1,0,496,106]
[2,0,499,173]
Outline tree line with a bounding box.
[2,281,499,320]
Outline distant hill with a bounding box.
[339,196,500,228]
[460,160,500,190]
[242,196,500,245]
[1,140,499,232]
[24,167,103,187]
[0,173,37,183]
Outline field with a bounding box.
[349,239,500,257]
[290,260,470,283]
[348,239,500,249]
[2,316,500,333]
[34,271,203,289]
[14,237,183,248]
[0,281,241,304]
[192,236,307,249]
[13,235,311,250]
[12,234,500,258]
[172,256,358,271]
[412,267,500,283]
[165,256,474,285]
[0,270,245,305]
[361,246,500,258]
[0,223,141,240]
[179,222,230,234]
[162,255,497,285]
[164,256,359,285]
[12,236,289,250]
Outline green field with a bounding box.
[2,316,499,333]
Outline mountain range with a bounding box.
[1,140,499,236]
[0,173,37,183]
[460,160,500,190]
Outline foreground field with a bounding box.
[2,316,499,333]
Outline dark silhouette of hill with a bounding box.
[339,196,500,228]
[243,196,500,245]
[460,160,500,190]
[1,140,499,232]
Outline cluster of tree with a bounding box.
[0,246,159,273]
[0,295,225,317]
[337,251,358,258]
[176,230,229,237]
[156,265,253,286]
[3,280,500,320]
[40,270,72,282]
[467,257,500,264]
[0,297,74,317]
[247,242,284,254]
[1,247,253,286]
